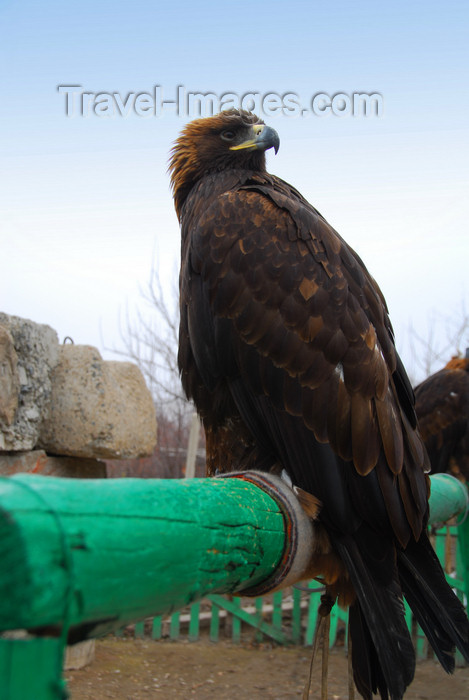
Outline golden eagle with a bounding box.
[415,354,469,482]
[170,109,469,700]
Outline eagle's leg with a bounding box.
[303,591,335,699]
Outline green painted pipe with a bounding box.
[428,473,469,526]
[0,472,467,642]
[0,471,311,641]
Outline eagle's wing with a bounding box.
[181,180,429,544]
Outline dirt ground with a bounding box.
[65,637,469,699]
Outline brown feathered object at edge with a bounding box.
[415,353,469,482]
[169,109,469,700]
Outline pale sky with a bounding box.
[1,0,468,384]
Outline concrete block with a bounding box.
[64,639,96,670]
[38,345,157,459]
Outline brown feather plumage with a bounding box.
[415,356,469,481]
[171,110,469,699]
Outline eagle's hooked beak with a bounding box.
[230,124,280,155]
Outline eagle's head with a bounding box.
[169,109,279,219]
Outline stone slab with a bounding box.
[38,345,157,459]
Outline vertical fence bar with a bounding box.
[170,612,180,640]
[292,587,302,644]
[433,528,446,568]
[457,516,469,605]
[272,591,283,633]
[305,586,322,646]
[343,608,349,652]
[254,598,263,642]
[152,616,162,640]
[210,600,220,642]
[231,598,241,643]
[134,621,145,639]
[189,602,200,642]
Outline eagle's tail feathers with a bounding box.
[397,533,469,670]
[336,539,414,700]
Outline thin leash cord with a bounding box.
[321,613,330,700]
[302,615,323,699]
[302,593,334,700]
[7,477,75,699]
[348,621,355,700]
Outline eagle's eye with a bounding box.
[221,130,236,142]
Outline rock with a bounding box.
[0,314,59,451]
[0,450,107,478]
[0,325,19,425]
[38,345,157,459]
[64,640,96,670]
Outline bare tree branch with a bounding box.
[108,259,198,477]
[404,300,469,384]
